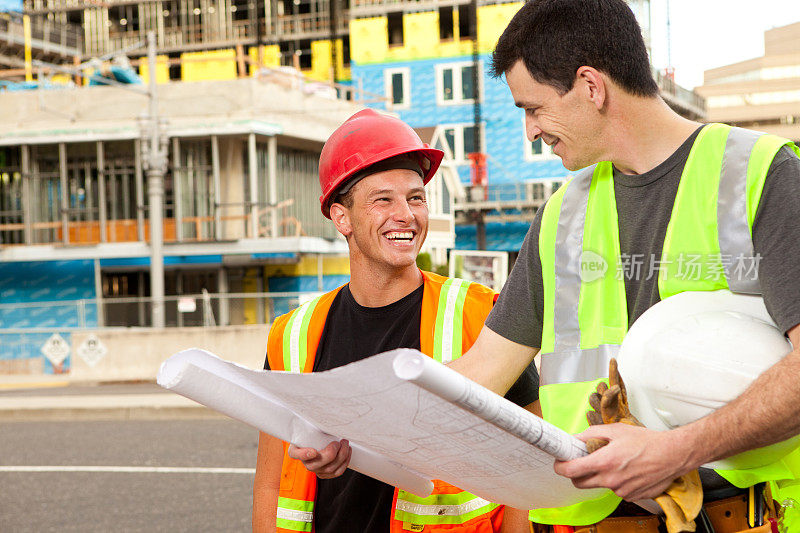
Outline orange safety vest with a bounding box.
[265,271,505,533]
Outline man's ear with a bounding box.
[329,203,352,238]
[575,66,606,110]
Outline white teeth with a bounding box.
[386,231,413,241]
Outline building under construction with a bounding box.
[18,0,351,84]
[346,0,705,251]
[0,0,706,374]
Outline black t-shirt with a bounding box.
[266,283,539,533]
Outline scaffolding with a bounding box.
[23,0,350,72]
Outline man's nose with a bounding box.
[391,200,414,222]
[526,118,542,142]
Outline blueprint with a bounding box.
[157,347,608,510]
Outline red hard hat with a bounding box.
[318,109,444,218]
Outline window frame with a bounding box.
[434,122,486,163]
[384,67,411,110]
[435,61,483,106]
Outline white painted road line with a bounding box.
[0,394,200,410]
[0,466,255,474]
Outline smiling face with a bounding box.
[506,60,604,171]
[330,168,428,275]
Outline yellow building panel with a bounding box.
[402,11,439,59]
[242,268,258,325]
[310,40,332,81]
[350,17,389,65]
[248,45,282,75]
[49,74,73,86]
[438,40,474,58]
[181,49,237,82]
[264,255,350,278]
[138,55,170,85]
[308,39,350,81]
[350,6,522,64]
[478,2,523,53]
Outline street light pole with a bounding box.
[141,31,168,328]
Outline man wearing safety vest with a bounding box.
[292,1,800,532]
[252,109,539,533]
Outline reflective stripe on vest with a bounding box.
[276,275,494,530]
[396,277,497,527]
[718,127,761,294]
[533,124,798,526]
[283,296,323,373]
[433,278,471,363]
[394,492,499,526]
[276,496,314,532]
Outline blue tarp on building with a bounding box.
[455,221,533,252]
[0,0,23,12]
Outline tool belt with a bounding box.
[530,494,780,533]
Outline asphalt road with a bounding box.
[0,419,259,532]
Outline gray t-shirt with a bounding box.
[487,127,800,347]
[487,127,800,496]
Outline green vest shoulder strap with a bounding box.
[533,126,799,525]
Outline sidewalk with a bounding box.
[0,380,217,422]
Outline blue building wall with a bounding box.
[0,0,22,12]
[0,260,98,373]
[351,54,571,252]
[267,274,351,317]
[456,221,533,252]
[0,260,98,328]
[351,54,570,186]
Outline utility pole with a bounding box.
[470,0,486,251]
[329,0,339,85]
[140,31,168,328]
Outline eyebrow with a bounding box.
[366,189,395,197]
[367,187,426,197]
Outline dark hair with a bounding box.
[490,0,658,97]
[333,188,355,210]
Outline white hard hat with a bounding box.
[618,290,797,470]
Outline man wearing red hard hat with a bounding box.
[253,109,538,533]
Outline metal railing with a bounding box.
[652,66,706,118]
[0,291,328,330]
[99,15,350,55]
[0,12,83,54]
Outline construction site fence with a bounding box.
[0,291,321,331]
[476,180,564,204]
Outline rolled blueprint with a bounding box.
[392,350,587,461]
[158,349,434,497]
[158,347,611,509]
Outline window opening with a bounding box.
[387,12,404,46]
[342,35,351,66]
[461,64,476,100]
[442,67,453,101]
[437,62,480,105]
[167,52,181,80]
[439,6,453,40]
[458,3,475,39]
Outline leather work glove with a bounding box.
[586,359,704,533]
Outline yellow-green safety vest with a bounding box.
[533,123,800,526]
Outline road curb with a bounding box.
[0,394,224,422]
[0,405,225,422]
